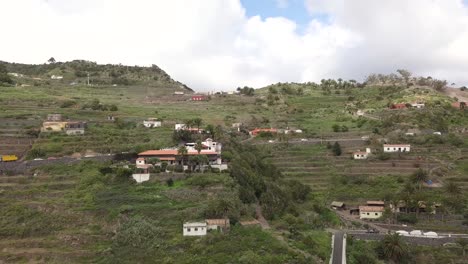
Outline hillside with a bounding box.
[0,60,192,92]
[0,65,467,263]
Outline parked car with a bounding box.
[366,229,380,233]
[300,138,308,142]
[361,136,370,140]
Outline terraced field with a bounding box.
[0,119,39,158]
[0,172,108,263]
[266,142,461,202]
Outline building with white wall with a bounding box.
[183,222,207,236]
[143,118,162,128]
[383,144,411,153]
[353,148,371,159]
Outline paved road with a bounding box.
[331,231,345,264]
[252,137,367,145]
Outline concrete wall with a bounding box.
[132,173,150,183]
[183,225,207,236]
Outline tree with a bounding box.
[0,64,13,85]
[177,146,188,167]
[397,69,412,85]
[332,142,342,156]
[192,118,203,132]
[48,57,56,64]
[410,169,428,190]
[195,140,203,154]
[456,238,468,256]
[432,79,447,91]
[147,158,160,165]
[379,233,409,263]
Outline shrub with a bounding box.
[166,178,174,187]
[397,214,418,224]
[332,142,342,156]
[211,168,221,173]
[174,165,184,173]
[60,100,77,108]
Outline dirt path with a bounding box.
[444,88,468,102]
[255,204,270,230]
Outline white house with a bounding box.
[174,91,184,95]
[183,222,207,236]
[383,144,411,153]
[353,148,371,159]
[175,124,186,131]
[143,118,162,128]
[411,103,425,109]
[359,206,384,219]
[356,109,365,116]
[51,75,63,80]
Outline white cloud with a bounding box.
[1,0,468,90]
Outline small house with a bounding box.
[206,219,230,232]
[183,222,207,236]
[191,95,207,101]
[232,123,242,132]
[249,128,278,136]
[143,118,162,128]
[411,102,425,109]
[390,103,407,110]
[175,124,186,131]
[359,206,384,219]
[405,129,420,136]
[356,110,365,116]
[353,148,371,160]
[51,75,63,80]
[47,114,63,121]
[174,91,185,95]
[331,201,346,210]
[383,144,410,153]
[65,122,86,135]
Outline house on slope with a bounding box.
[383,144,410,153]
[183,222,207,236]
[389,103,407,110]
[65,121,86,135]
[206,219,230,232]
[143,118,162,128]
[411,102,425,109]
[359,206,384,219]
[191,95,207,101]
[452,101,467,110]
[249,128,278,136]
[353,148,371,160]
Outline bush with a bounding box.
[397,214,418,224]
[211,168,220,173]
[60,100,77,108]
[174,165,184,173]
[166,178,174,187]
[332,142,342,156]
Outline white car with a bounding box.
[300,138,308,142]
[268,140,275,143]
[361,136,370,140]
[33,158,44,161]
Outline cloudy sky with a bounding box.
[1,0,468,91]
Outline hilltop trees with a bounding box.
[48,57,56,64]
[0,64,13,85]
[332,142,342,156]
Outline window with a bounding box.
[367,213,370,215]
[375,213,378,216]
[394,148,396,150]
[187,228,191,232]
[195,228,198,231]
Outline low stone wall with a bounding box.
[350,233,460,246]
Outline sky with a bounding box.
[1,0,468,91]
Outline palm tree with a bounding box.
[411,169,428,190]
[192,118,203,133]
[381,233,409,263]
[177,145,188,168]
[195,140,203,154]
